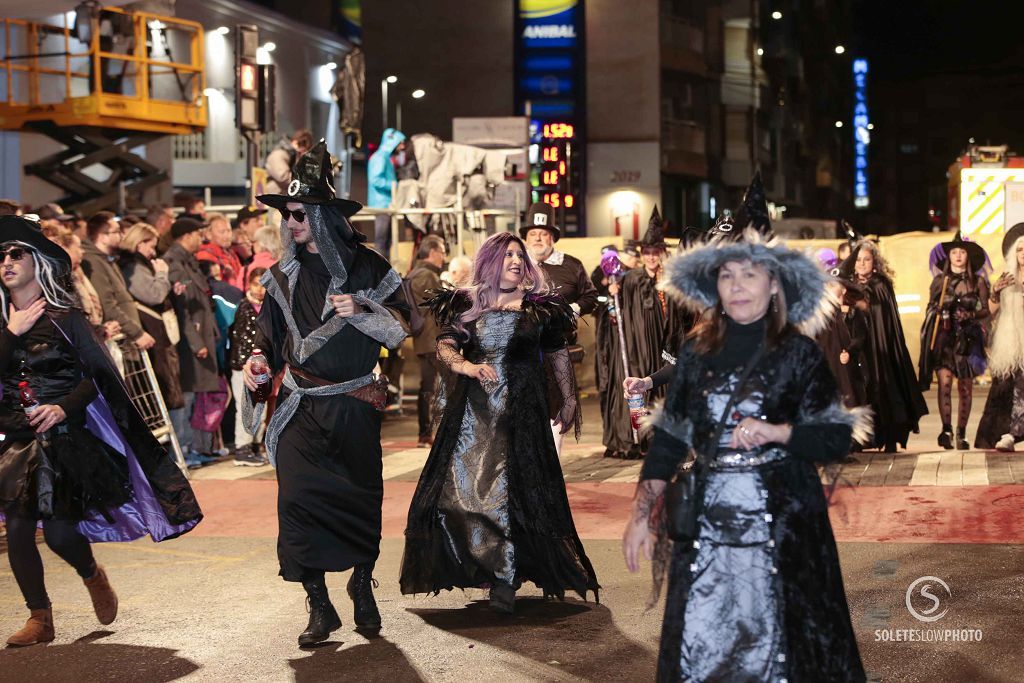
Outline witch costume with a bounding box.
[642,229,868,683]
[918,232,990,449]
[839,242,928,451]
[975,224,1024,450]
[249,141,409,643]
[817,271,870,410]
[605,208,688,458]
[0,215,201,645]
[400,286,599,606]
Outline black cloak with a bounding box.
[860,273,928,448]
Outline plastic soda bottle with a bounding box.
[250,349,271,403]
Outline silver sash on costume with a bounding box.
[242,367,376,467]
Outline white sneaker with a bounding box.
[995,434,1016,452]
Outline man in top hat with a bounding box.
[243,140,409,646]
[520,202,597,452]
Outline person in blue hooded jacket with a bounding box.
[366,128,406,259]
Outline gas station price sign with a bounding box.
[533,120,580,223]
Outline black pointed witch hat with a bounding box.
[257,139,363,217]
[939,230,988,273]
[733,170,772,236]
[639,206,668,250]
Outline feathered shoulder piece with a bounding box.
[523,291,577,332]
[424,287,471,326]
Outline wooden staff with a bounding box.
[929,275,950,351]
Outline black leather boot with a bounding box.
[347,563,382,630]
[488,581,516,614]
[298,577,342,647]
[955,427,969,450]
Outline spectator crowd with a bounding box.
[0,196,282,469]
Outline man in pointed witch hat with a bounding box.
[520,202,598,454]
[242,140,410,646]
[602,207,689,459]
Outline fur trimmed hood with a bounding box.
[661,229,832,335]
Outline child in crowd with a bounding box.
[229,268,268,466]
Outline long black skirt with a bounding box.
[275,391,383,582]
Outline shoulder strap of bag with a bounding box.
[700,343,767,462]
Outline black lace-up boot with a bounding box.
[298,576,341,647]
[347,563,382,630]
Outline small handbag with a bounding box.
[664,345,765,542]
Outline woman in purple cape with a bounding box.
[0,215,202,646]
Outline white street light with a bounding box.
[325,61,337,70]
[386,75,398,84]
[835,120,843,128]
[215,26,230,35]
[834,45,846,54]
[262,41,276,52]
[771,10,782,19]
[867,123,874,130]
[412,89,425,99]
[756,47,764,56]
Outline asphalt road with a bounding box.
[0,390,1022,681]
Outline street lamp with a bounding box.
[834,45,846,54]
[835,120,843,128]
[396,89,425,131]
[771,10,782,19]
[381,75,398,130]
[756,47,764,56]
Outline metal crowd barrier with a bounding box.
[111,335,187,477]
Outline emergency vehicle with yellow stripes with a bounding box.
[948,144,1024,237]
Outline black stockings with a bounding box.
[5,516,97,610]
[936,368,974,430]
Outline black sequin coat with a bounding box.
[643,331,865,682]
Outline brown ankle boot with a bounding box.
[6,607,54,646]
[83,565,118,625]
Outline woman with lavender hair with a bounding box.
[400,231,599,613]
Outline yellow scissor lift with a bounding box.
[0,6,207,215]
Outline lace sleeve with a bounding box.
[436,338,466,374]
[549,347,581,438]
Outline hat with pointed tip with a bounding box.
[638,206,668,250]
[257,139,362,217]
[733,170,772,237]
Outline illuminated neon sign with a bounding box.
[516,0,584,234]
[853,59,870,209]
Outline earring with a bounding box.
[771,294,778,313]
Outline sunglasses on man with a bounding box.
[280,208,307,223]
[0,246,30,262]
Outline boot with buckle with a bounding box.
[347,563,382,631]
[298,576,342,647]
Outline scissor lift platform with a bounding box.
[0,6,207,212]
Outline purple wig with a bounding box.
[456,232,547,335]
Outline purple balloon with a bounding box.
[600,250,623,278]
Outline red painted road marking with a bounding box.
[185,480,1024,544]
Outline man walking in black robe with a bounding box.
[243,142,409,646]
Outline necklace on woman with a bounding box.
[499,286,518,293]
